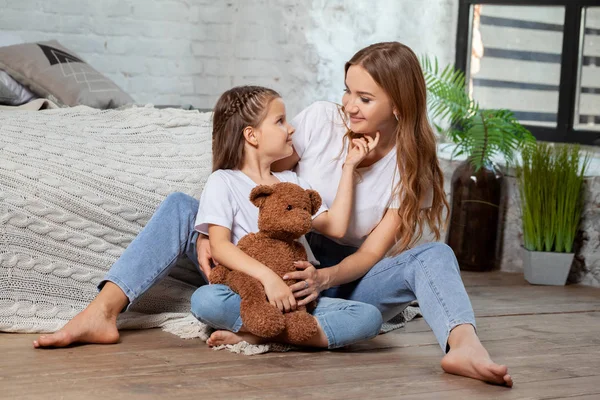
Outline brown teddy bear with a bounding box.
[209,182,321,344]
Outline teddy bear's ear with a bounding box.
[250,185,274,208]
[306,189,322,215]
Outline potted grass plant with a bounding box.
[517,143,589,285]
[421,56,535,271]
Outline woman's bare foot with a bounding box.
[33,303,119,348]
[206,330,267,347]
[33,282,126,348]
[441,324,513,387]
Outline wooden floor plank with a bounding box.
[3,324,599,399]
[1,271,599,399]
[395,376,600,400]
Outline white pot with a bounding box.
[522,247,575,286]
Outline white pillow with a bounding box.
[0,70,37,105]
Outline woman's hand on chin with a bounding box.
[344,131,380,168]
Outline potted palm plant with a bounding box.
[421,57,535,271]
[517,143,589,285]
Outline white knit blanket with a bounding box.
[0,105,213,335]
[0,105,420,354]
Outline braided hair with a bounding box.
[211,85,280,171]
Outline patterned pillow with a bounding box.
[0,40,133,109]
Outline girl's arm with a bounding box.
[208,224,297,312]
[311,133,380,239]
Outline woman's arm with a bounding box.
[311,134,380,239]
[285,207,401,306]
[196,233,214,279]
[208,224,297,312]
[322,207,401,288]
[311,164,355,239]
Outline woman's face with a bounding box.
[255,97,295,160]
[342,64,397,135]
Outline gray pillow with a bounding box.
[0,40,134,109]
[0,70,36,105]
[0,73,18,104]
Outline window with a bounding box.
[456,0,600,145]
[575,6,600,132]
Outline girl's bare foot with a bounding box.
[441,324,513,387]
[206,330,266,347]
[206,317,329,348]
[33,282,126,348]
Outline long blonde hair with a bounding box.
[344,42,449,253]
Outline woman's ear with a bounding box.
[243,126,258,146]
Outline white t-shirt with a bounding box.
[291,101,433,247]
[194,169,327,262]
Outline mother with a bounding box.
[35,42,511,387]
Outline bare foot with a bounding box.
[206,330,266,347]
[441,324,513,387]
[33,303,119,348]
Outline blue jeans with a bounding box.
[195,232,476,352]
[101,192,206,304]
[306,233,476,352]
[100,192,383,348]
[191,285,382,349]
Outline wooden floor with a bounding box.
[2,272,600,400]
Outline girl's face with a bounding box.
[254,97,295,160]
[342,64,397,135]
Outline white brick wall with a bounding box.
[0,0,458,115]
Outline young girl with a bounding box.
[34,85,383,350]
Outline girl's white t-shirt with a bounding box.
[291,101,433,247]
[194,169,327,262]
